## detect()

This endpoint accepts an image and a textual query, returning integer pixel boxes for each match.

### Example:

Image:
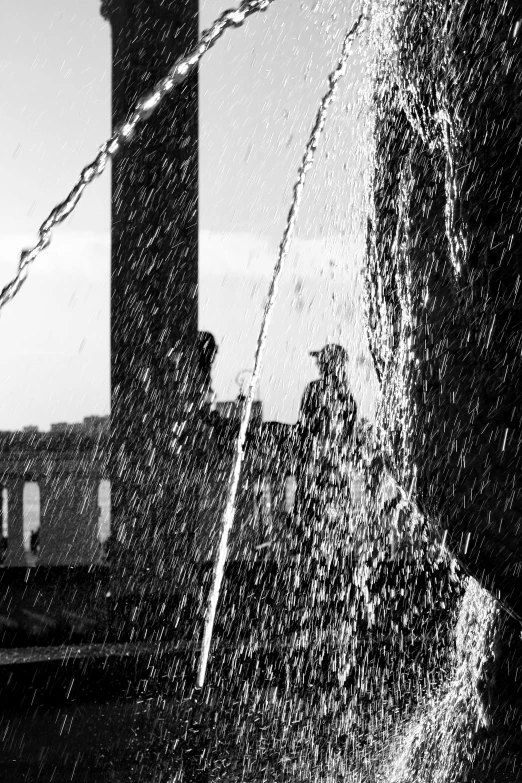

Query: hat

[198,331,218,359]
[310,343,349,365]
[196,331,218,373]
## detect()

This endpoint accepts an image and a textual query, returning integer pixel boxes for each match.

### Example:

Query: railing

[0,415,293,569]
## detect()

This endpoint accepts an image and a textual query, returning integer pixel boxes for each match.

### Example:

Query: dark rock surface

[366,0,522,618]
[366,1,522,777]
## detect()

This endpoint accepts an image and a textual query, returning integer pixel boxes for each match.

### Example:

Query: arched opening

[23,482,41,566]
[98,480,111,560]
[1,487,7,564]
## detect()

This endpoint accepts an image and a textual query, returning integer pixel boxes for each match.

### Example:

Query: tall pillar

[2,476,26,567]
[39,473,100,566]
[101,0,199,592]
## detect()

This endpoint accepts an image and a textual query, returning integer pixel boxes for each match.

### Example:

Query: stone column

[2,476,26,567]
[39,473,100,565]
[101,0,200,593]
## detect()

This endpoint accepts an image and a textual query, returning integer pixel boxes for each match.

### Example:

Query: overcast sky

[0,0,378,430]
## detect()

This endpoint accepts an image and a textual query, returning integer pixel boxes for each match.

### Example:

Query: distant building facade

[0,416,109,567]
[0,408,281,570]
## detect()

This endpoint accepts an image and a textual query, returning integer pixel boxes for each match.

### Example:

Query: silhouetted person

[295,343,357,544]
[167,331,225,577]
[280,344,358,711]
[195,331,218,413]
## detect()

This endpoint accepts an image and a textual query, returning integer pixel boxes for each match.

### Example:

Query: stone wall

[366,0,522,617]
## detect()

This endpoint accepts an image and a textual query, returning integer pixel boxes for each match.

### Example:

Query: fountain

[2,0,522,780]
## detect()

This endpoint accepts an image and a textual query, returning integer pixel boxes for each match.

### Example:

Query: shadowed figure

[294,343,358,560]
[167,331,221,571]
[277,345,359,703]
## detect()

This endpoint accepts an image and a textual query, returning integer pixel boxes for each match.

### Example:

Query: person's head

[197,331,218,375]
[165,333,217,384]
[310,343,349,382]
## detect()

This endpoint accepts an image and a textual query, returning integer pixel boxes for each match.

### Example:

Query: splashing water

[377,579,498,783]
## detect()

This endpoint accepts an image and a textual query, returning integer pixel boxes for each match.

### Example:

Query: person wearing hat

[282,343,358,715]
[292,343,358,554]
[297,344,358,498]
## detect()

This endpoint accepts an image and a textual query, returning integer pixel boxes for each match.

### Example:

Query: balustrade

[39,474,101,566]
[0,431,108,568]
